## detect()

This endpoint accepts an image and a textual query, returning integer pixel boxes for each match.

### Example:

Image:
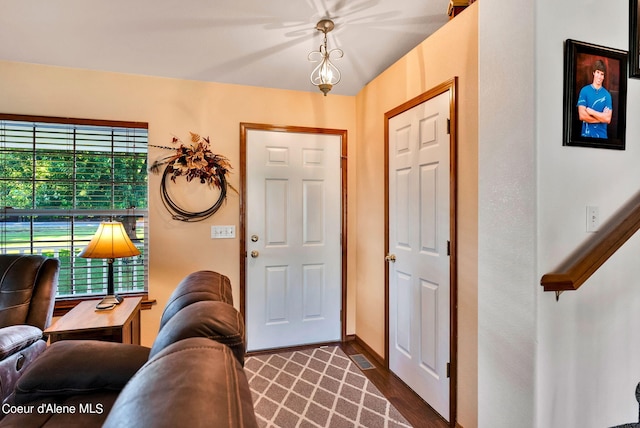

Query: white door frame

[384,78,458,427]
[239,122,348,350]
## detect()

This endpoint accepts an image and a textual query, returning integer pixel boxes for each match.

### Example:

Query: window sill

[53,293,157,317]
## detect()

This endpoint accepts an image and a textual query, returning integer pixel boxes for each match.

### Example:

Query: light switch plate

[586,206,599,233]
[211,225,236,239]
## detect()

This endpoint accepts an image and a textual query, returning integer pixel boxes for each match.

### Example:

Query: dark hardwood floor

[339,340,449,428]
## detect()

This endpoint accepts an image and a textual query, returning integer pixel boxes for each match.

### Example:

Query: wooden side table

[45,297,142,345]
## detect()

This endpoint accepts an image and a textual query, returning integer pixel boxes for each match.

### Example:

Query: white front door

[244,126,343,352]
[387,89,451,420]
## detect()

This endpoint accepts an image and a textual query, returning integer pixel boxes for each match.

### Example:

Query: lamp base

[95,294,124,310]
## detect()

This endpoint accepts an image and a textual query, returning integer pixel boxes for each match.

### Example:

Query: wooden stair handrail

[541,191,640,294]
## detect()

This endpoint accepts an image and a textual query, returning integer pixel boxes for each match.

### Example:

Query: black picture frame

[631,0,640,78]
[563,39,628,150]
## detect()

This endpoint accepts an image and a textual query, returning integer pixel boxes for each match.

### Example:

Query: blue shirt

[577,84,612,138]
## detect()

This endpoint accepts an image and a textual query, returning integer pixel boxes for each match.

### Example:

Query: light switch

[586,206,599,233]
[211,225,236,239]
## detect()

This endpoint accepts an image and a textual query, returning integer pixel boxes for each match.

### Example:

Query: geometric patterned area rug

[245,346,413,427]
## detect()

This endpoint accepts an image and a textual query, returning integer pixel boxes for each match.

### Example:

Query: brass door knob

[385,253,396,263]
[250,250,259,258]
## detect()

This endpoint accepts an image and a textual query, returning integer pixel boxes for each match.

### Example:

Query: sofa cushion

[103,337,257,428]
[14,340,150,404]
[0,255,58,330]
[151,300,245,365]
[0,325,42,359]
[158,270,233,330]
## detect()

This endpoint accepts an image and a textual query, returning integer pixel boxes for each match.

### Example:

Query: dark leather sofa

[0,255,59,404]
[0,270,258,427]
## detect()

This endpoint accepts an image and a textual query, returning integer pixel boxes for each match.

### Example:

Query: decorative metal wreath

[150,133,236,222]
[159,163,227,222]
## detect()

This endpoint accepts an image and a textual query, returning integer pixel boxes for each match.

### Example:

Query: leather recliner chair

[0,270,257,427]
[0,255,59,402]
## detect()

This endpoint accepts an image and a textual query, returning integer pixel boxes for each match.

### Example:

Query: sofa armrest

[14,340,149,404]
[0,325,42,359]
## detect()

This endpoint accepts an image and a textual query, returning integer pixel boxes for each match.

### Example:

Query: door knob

[385,253,396,263]
[251,235,259,242]
[250,250,259,258]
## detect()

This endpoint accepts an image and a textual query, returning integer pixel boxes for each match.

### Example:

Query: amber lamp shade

[79,221,140,309]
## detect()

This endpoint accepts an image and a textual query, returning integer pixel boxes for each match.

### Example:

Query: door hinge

[446,362,451,378]
[447,118,451,135]
[447,240,451,256]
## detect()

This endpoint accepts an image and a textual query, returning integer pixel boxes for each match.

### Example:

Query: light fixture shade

[79,221,140,259]
[309,51,342,93]
[308,19,343,96]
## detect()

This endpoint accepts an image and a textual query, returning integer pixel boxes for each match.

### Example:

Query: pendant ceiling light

[308,19,343,96]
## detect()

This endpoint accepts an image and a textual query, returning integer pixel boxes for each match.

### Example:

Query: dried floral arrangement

[150,132,235,190]
[150,132,236,222]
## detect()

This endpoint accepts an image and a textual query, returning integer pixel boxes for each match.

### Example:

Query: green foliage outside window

[1,116,149,298]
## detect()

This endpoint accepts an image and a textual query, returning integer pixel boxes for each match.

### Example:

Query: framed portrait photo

[563,39,628,150]
[631,0,640,78]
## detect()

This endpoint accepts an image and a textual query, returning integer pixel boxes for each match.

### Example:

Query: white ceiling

[0,0,451,96]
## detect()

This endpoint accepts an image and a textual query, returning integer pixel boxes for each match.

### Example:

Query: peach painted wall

[354,4,478,427]
[0,5,478,423]
[0,61,357,348]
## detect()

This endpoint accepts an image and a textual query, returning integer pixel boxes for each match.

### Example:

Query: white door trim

[384,78,458,426]
[240,123,348,351]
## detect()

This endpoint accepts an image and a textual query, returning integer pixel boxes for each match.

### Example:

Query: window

[0,114,148,299]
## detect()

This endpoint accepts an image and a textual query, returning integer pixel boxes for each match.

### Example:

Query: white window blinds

[0,114,148,298]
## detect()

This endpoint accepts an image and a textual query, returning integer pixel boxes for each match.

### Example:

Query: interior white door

[388,90,451,420]
[245,128,342,351]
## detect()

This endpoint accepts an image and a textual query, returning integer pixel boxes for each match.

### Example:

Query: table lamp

[79,221,140,310]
